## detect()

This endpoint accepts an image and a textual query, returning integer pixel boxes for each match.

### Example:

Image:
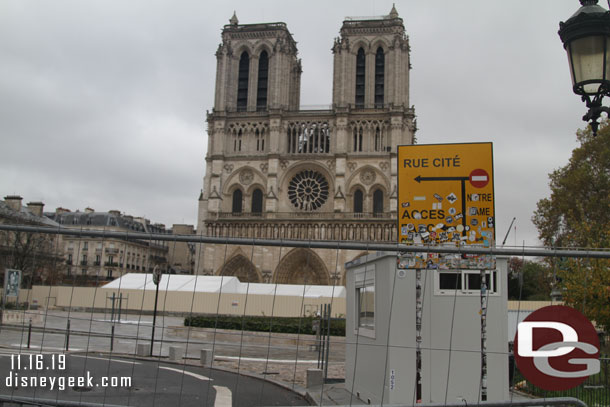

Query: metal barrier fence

[514,358,609,407]
[0,394,591,407]
[0,223,608,406]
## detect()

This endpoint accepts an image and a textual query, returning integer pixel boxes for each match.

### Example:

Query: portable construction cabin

[345,252,509,404]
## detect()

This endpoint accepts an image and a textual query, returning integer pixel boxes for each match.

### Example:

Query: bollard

[136,343,150,357]
[306,368,324,388]
[65,320,70,351]
[27,319,32,349]
[200,349,212,367]
[169,346,184,361]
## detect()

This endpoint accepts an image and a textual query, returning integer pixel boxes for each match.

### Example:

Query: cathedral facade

[196,6,416,285]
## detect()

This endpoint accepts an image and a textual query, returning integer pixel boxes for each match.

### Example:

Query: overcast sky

[0,0,590,248]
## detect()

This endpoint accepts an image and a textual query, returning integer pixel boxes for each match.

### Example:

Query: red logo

[514,305,600,391]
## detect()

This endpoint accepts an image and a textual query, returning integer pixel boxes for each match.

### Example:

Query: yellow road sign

[397,143,495,247]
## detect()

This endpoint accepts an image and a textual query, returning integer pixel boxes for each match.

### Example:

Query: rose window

[288,170,329,211]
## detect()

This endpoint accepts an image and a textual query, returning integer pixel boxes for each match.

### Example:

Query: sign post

[397,142,496,402]
[150,266,162,357]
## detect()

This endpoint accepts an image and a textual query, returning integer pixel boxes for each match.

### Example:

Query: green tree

[532,124,610,332]
[507,257,552,301]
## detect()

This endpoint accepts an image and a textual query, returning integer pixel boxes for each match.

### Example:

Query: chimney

[109,210,121,216]
[4,195,23,212]
[56,207,71,214]
[84,207,95,214]
[27,201,45,217]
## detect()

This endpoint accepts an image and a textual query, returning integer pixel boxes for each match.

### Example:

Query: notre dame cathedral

[196,6,416,285]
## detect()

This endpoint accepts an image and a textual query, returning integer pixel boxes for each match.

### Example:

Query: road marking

[213,385,233,406]
[94,319,152,325]
[215,355,338,364]
[159,366,211,381]
[159,366,233,406]
[71,355,141,365]
[11,344,83,351]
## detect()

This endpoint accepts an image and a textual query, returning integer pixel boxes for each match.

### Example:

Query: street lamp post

[559,0,610,136]
[150,266,162,357]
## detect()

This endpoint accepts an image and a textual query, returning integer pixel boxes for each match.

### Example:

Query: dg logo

[514,305,600,391]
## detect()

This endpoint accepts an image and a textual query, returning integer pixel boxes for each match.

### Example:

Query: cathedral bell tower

[332,5,411,110]
[212,12,302,113]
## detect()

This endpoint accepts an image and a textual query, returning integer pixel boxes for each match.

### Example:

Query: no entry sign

[470,169,489,188]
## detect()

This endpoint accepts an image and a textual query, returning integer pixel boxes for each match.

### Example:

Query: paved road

[0,310,344,363]
[0,351,308,406]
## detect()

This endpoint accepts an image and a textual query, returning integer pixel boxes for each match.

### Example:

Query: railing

[298,104,333,110]
[515,358,609,406]
[205,216,398,242]
[213,211,394,220]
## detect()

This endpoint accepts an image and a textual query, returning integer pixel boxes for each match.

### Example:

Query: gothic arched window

[237,52,249,111]
[353,126,363,152]
[373,189,384,216]
[234,128,243,152]
[232,189,243,214]
[257,51,268,111]
[354,189,363,214]
[251,188,263,214]
[375,47,385,108]
[355,48,365,108]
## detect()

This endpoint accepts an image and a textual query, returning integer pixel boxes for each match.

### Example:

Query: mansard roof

[44,211,168,234]
[0,201,59,227]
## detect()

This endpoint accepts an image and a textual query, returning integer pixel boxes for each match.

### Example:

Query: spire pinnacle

[230,11,238,26]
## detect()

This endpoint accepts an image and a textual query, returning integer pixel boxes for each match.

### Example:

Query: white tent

[103,273,345,298]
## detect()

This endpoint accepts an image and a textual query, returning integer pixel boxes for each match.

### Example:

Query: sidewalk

[304,383,535,406]
[306,381,365,406]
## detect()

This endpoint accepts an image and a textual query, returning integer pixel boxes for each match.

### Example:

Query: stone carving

[239,169,254,185]
[347,162,357,172]
[224,164,234,174]
[379,162,389,172]
[360,169,376,185]
[260,163,268,173]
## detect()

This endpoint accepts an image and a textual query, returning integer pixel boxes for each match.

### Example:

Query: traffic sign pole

[151,266,162,357]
